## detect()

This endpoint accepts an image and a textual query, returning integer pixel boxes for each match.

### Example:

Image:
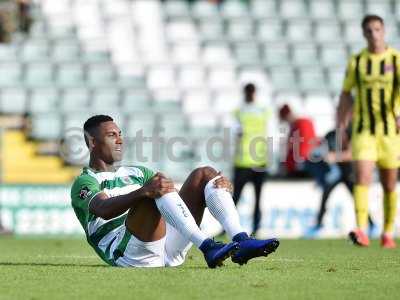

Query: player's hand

[396,116,400,130]
[142,172,175,199]
[213,172,233,194]
[324,152,336,164]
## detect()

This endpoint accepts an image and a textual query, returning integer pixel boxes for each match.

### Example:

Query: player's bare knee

[192,166,218,182]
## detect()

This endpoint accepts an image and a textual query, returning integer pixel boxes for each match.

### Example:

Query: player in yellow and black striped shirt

[337,15,399,248]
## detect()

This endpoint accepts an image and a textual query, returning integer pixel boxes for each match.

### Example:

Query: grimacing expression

[363,20,385,49]
[91,121,123,163]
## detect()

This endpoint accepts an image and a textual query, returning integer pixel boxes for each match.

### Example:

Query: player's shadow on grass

[0,262,107,268]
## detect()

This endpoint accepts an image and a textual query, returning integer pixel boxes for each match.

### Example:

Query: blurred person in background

[0,11,7,43]
[16,0,32,34]
[278,104,318,178]
[232,83,270,236]
[337,15,399,248]
[303,125,376,238]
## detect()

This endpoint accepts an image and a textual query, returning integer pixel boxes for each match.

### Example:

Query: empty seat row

[164,0,400,21]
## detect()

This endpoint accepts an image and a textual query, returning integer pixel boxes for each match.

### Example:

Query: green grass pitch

[0,237,399,300]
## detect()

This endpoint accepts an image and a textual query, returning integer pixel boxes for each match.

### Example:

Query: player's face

[94,121,123,163]
[363,20,385,49]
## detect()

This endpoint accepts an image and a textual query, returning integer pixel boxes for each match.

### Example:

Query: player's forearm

[337,92,353,128]
[90,188,148,220]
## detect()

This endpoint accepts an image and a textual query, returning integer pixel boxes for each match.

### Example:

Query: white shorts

[108,223,193,268]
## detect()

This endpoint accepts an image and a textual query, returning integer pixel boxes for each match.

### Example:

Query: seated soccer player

[71,115,280,268]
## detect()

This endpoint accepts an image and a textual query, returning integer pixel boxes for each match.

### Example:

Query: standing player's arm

[337,91,353,129]
[337,56,356,129]
[89,173,175,220]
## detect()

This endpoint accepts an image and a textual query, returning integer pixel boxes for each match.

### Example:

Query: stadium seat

[101,0,132,19]
[121,89,152,112]
[125,114,157,139]
[198,19,225,42]
[337,0,364,20]
[291,44,319,66]
[343,20,364,43]
[314,20,342,43]
[24,62,54,87]
[220,0,249,19]
[286,19,312,42]
[309,0,336,19]
[30,113,62,140]
[268,66,297,91]
[52,39,81,62]
[280,0,308,19]
[60,88,90,112]
[202,42,233,65]
[348,42,365,55]
[365,0,393,19]
[171,42,200,65]
[152,89,182,112]
[87,63,116,86]
[250,0,277,19]
[29,88,59,113]
[41,0,70,16]
[256,18,283,42]
[213,89,241,113]
[177,65,206,90]
[20,39,49,61]
[208,66,237,89]
[80,49,110,64]
[233,42,261,66]
[0,89,27,114]
[384,21,399,44]
[0,44,18,61]
[197,19,224,41]
[182,89,211,114]
[47,20,76,39]
[304,91,334,116]
[147,65,176,90]
[191,0,219,19]
[298,66,326,92]
[187,113,219,138]
[159,114,187,137]
[262,42,290,67]
[326,67,346,93]
[320,44,348,67]
[226,19,254,42]
[64,112,93,130]
[163,0,191,18]
[56,63,85,87]
[91,88,121,110]
[166,20,198,43]
[0,62,22,87]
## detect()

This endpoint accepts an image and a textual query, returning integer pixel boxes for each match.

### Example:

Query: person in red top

[279,104,318,176]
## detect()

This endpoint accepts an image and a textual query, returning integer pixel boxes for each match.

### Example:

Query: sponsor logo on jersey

[121,176,133,185]
[79,186,92,200]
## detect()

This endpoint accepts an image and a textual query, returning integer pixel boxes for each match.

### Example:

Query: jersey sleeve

[71,174,101,211]
[135,166,156,184]
[342,56,357,93]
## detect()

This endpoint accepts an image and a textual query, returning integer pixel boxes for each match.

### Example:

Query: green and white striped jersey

[70,166,155,265]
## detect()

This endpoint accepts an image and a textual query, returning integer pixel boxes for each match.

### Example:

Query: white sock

[156,192,207,248]
[204,176,245,238]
